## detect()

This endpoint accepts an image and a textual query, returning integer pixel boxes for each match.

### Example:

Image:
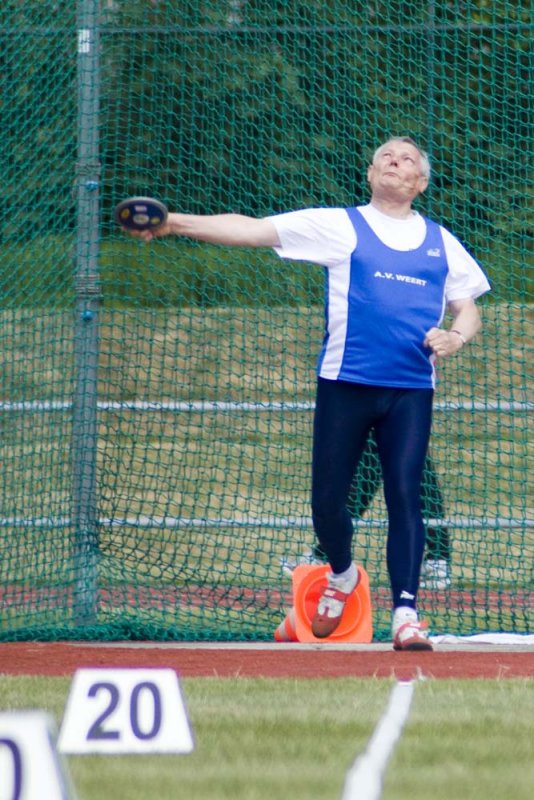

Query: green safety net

[0,1,531,642]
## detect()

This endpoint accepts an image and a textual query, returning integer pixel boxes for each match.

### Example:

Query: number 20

[86,681,162,741]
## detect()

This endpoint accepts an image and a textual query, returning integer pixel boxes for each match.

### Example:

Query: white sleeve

[442,228,491,301]
[269,208,357,267]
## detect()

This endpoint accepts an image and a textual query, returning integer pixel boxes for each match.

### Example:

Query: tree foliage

[0,0,531,300]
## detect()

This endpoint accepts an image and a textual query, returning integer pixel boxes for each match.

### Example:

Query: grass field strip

[0,398,530,533]
[341,680,416,800]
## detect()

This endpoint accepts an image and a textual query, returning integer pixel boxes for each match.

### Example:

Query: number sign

[57,668,194,754]
[0,711,73,800]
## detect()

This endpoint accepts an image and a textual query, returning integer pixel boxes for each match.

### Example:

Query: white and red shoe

[311,569,359,638]
[420,559,451,590]
[392,607,433,651]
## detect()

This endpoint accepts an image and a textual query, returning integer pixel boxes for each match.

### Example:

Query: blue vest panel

[318,208,449,388]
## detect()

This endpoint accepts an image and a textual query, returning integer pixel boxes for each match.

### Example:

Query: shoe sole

[311,606,347,638]
[312,624,339,638]
[393,641,433,651]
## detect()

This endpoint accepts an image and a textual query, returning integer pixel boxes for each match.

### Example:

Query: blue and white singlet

[270,203,491,389]
[318,208,448,388]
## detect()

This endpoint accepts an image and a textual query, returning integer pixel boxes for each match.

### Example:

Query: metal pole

[72,0,101,625]
[425,1,436,215]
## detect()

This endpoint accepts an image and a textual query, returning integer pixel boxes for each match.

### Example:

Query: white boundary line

[341,680,416,800]
[0,399,531,412]
[0,514,531,529]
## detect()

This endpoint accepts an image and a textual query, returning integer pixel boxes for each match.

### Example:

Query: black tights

[311,378,434,609]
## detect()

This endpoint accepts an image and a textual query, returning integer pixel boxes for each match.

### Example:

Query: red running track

[0,643,533,680]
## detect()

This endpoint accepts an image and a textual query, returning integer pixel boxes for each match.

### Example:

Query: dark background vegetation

[0,1,531,305]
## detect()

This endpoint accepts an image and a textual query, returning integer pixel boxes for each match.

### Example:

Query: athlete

[123,136,490,650]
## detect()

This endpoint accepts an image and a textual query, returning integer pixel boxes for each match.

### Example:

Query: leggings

[347,439,450,561]
[311,378,434,609]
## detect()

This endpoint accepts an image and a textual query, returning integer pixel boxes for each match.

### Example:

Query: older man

[125,136,490,650]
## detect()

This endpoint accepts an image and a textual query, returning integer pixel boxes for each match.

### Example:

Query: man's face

[367,141,429,201]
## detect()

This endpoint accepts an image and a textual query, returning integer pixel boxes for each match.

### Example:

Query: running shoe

[311,569,359,638]
[419,558,451,590]
[393,620,433,651]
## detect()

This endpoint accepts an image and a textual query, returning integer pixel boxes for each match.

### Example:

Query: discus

[114,196,168,231]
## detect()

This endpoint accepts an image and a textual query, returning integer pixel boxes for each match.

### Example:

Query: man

[124,136,490,650]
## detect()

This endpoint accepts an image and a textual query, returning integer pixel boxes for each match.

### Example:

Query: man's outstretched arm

[129,212,281,248]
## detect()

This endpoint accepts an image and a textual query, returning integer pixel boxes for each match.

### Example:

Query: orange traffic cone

[291,563,373,643]
[274,607,297,642]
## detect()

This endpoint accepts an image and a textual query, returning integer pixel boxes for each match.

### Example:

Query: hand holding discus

[114,196,169,240]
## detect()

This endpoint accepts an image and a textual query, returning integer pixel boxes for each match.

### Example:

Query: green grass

[0,237,324,309]
[0,675,533,799]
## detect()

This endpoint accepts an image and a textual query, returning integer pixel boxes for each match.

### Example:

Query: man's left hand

[424,327,464,357]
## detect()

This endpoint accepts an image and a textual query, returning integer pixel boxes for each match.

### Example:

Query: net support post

[72,0,101,626]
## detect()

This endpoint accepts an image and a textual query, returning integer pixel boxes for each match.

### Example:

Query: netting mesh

[0,1,531,641]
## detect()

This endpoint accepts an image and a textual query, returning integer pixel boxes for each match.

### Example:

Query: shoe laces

[317,572,358,618]
[395,619,429,640]
[316,587,347,619]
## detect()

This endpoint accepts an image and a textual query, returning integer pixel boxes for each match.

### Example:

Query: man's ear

[418,175,429,193]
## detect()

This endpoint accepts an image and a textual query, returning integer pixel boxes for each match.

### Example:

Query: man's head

[367,137,430,204]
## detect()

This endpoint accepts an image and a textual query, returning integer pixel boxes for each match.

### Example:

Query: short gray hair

[373,137,431,179]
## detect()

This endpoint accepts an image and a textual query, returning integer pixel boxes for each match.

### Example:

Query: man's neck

[369,197,415,219]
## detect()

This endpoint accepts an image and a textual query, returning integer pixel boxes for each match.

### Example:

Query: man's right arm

[132,213,280,248]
